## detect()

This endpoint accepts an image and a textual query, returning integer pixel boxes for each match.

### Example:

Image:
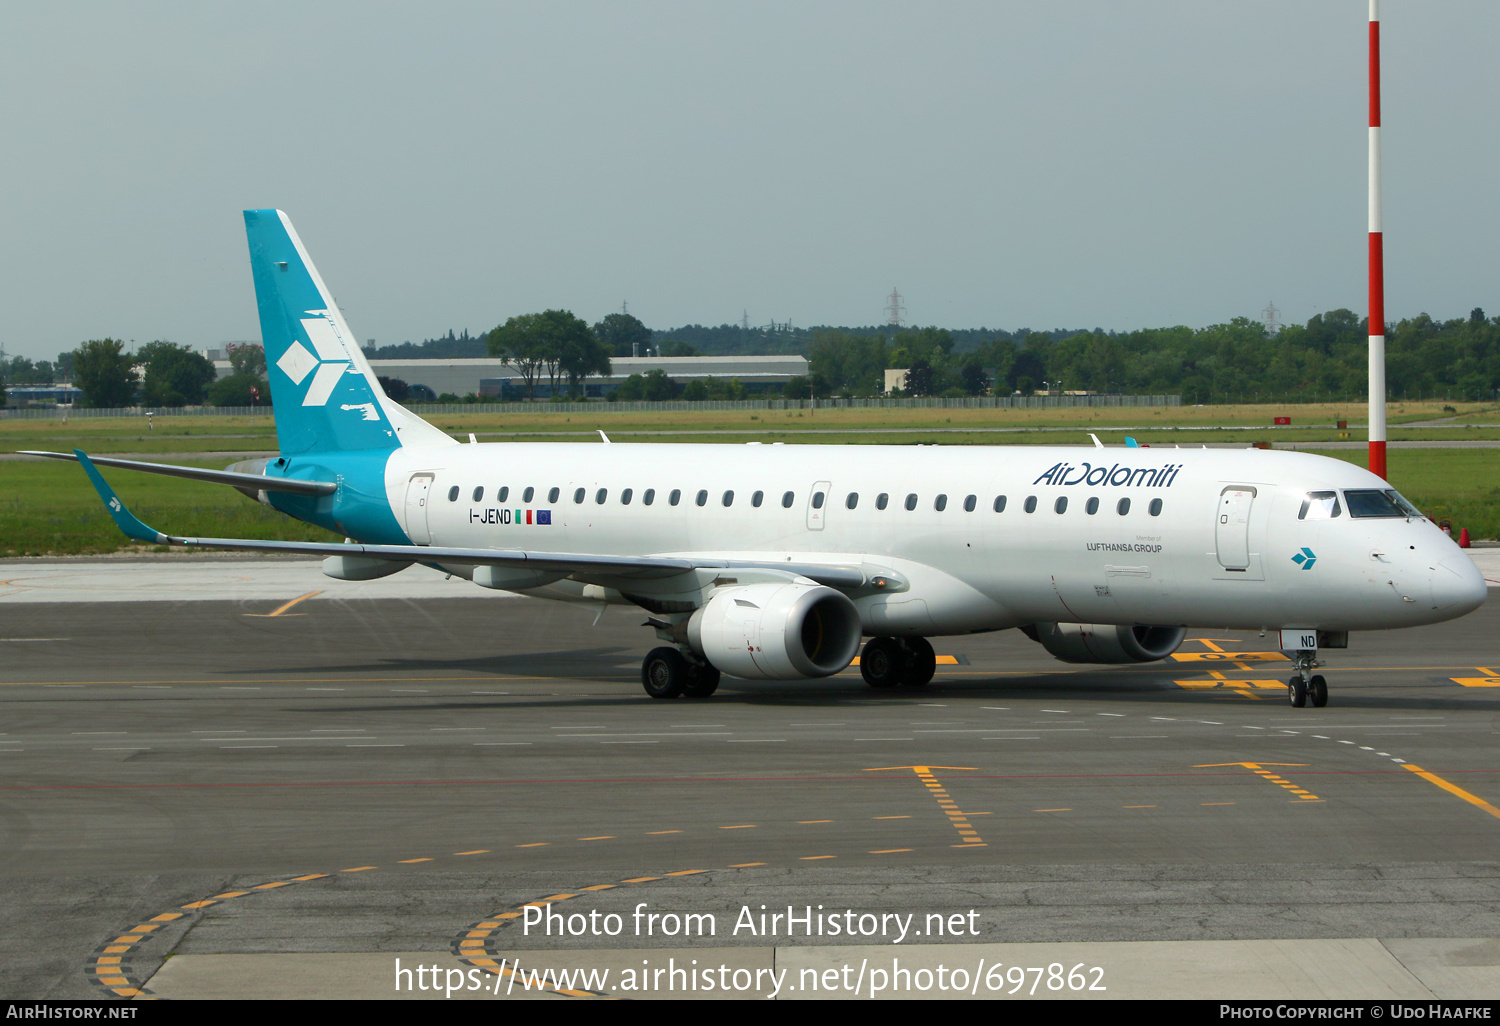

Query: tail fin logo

[341,403,379,421]
[274,309,360,408]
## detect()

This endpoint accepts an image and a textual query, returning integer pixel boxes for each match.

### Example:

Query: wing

[73,450,869,589]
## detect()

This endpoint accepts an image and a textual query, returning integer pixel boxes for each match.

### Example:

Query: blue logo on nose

[1291,547,1317,570]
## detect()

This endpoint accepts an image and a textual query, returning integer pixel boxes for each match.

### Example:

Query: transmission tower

[1261,300,1283,336]
[742,310,750,331]
[885,287,906,328]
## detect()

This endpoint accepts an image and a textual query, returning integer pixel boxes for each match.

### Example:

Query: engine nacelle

[1027,622,1187,664]
[687,582,862,680]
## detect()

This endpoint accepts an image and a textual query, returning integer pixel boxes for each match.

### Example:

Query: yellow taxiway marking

[244,591,323,618]
[1190,638,1258,671]
[1172,651,1288,663]
[1176,668,1282,697]
[851,655,960,666]
[1446,669,1500,684]
[866,765,986,846]
[729,863,766,867]
[1403,765,1500,821]
[1196,762,1320,801]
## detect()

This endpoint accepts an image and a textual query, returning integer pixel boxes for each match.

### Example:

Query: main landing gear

[641,647,721,699]
[860,636,937,690]
[1286,649,1328,708]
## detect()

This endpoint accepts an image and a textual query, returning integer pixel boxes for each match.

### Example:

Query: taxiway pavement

[1,559,1497,999]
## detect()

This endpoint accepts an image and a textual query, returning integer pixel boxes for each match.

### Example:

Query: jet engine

[1025,622,1187,664]
[687,582,862,680]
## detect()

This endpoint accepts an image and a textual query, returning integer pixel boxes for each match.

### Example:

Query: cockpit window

[1345,488,1420,519]
[1298,491,1341,520]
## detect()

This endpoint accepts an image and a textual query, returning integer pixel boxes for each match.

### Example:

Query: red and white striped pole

[1368,0,1387,479]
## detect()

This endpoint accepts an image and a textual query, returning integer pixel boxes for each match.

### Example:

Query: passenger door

[1215,486,1256,571]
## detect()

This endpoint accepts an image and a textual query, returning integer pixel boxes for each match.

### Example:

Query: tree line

[2,340,269,409]
[12,306,1500,408]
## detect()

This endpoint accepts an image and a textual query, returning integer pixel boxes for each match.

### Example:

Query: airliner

[31,211,1486,707]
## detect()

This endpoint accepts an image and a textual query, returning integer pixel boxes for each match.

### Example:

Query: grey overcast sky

[1,2,1496,361]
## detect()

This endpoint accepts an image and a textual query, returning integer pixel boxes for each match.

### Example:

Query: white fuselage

[378,442,1485,636]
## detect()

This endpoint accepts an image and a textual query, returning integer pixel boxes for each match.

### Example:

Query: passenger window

[573,487,585,503]
[1023,495,1037,513]
[722,490,734,507]
[1298,491,1342,520]
[876,493,889,510]
[1116,497,1131,515]
[812,491,825,509]
[595,488,608,504]
[522,486,534,503]
[1085,496,1099,515]
[548,487,560,503]
[448,486,460,501]
[670,489,682,506]
[695,490,708,507]
[621,488,633,505]
[993,495,1007,513]
[1149,498,1163,516]
[963,494,976,512]
[904,493,918,511]
[643,488,655,506]
[1054,496,1067,514]
[781,491,795,508]
[472,486,484,502]
[934,494,948,512]
[752,490,763,507]
[498,486,509,502]
[846,492,858,509]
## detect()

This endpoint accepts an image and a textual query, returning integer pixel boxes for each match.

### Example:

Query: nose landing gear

[1286,649,1328,708]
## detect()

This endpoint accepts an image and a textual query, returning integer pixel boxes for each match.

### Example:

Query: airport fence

[0,394,1181,419]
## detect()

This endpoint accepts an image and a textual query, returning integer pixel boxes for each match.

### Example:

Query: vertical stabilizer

[244,209,455,454]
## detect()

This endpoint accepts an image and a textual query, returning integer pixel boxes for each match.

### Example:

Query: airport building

[205,350,809,400]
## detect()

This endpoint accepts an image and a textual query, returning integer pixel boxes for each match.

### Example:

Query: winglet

[1125,436,1140,448]
[74,450,167,544]
[1089,433,1103,449]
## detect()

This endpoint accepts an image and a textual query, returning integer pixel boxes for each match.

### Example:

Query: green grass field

[1,402,1496,554]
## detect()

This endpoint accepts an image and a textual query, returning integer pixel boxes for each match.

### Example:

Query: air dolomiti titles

[1033,462,1184,488]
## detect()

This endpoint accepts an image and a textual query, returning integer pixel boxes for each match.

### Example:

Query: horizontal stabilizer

[22,450,335,496]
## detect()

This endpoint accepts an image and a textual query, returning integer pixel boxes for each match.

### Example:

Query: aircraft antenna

[1367,0,1387,479]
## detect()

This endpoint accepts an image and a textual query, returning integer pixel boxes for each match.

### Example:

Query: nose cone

[1432,555,1488,617]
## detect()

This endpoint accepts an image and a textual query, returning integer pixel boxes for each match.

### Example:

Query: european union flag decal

[537,510,551,525]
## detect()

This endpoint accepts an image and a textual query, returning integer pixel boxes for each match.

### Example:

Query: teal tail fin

[243,210,453,455]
